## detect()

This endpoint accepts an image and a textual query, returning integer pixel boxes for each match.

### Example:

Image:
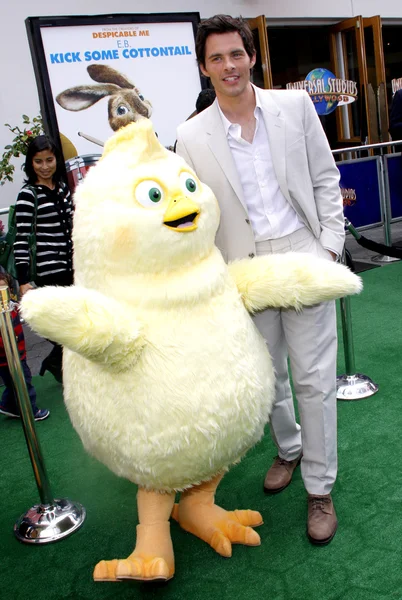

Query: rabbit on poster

[56,64,152,132]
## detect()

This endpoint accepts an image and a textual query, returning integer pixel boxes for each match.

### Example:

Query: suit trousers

[253,227,338,495]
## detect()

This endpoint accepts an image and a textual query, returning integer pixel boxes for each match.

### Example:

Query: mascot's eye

[149,188,162,202]
[135,180,165,208]
[179,172,198,195]
[139,94,145,101]
[186,179,197,192]
[117,105,129,116]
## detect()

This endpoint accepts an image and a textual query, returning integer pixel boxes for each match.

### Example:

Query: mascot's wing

[20,286,145,370]
[228,253,362,313]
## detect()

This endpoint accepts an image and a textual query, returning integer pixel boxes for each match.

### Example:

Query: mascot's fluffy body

[22,120,362,583]
[65,252,274,491]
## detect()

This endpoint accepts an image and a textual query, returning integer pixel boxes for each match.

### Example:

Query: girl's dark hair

[0,268,16,297]
[24,135,65,185]
[196,14,256,67]
[0,269,13,289]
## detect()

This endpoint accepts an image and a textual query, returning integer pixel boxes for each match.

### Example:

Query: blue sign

[337,158,382,228]
[306,68,339,115]
[386,154,402,219]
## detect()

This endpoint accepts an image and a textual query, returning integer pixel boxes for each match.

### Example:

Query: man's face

[200,32,256,100]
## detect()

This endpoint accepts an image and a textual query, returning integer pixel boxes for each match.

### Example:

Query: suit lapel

[205,91,304,221]
[205,102,248,213]
[258,88,311,225]
[258,90,292,204]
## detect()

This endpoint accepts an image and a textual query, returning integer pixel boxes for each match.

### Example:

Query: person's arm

[19,283,34,297]
[389,90,402,141]
[14,186,36,287]
[302,92,345,258]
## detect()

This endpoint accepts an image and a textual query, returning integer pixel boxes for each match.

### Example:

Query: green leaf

[1,114,45,184]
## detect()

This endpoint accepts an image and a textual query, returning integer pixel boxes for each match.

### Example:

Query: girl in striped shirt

[14,135,73,382]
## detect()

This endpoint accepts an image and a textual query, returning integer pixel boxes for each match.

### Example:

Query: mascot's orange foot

[115,555,173,582]
[93,555,174,583]
[93,559,120,582]
[93,522,175,583]
[171,502,263,558]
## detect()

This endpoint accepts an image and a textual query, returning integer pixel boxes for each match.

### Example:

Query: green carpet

[1,262,402,600]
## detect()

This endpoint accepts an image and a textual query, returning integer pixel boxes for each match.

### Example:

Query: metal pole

[339,294,356,376]
[331,139,402,155]
[0,285,86,543]
[336,250,379,401]
[0,286,54,504]
[371,156,399,263]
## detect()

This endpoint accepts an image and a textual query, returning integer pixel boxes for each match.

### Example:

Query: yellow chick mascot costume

[21,120,361,583]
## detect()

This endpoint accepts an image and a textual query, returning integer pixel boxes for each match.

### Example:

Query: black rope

[345,218,402,259]
[354,235,402,258]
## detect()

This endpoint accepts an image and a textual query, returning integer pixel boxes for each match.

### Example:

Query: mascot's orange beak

[163,197,200,232]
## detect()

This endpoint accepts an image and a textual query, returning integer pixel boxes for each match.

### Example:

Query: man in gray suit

[176,14,344,545]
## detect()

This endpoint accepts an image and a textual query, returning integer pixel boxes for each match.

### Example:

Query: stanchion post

[339,294,356,376]
[371,155,399,263]
[0,286,54,504]
[380,156,393,247]
[0,284,86,543]
[336,250,379,400]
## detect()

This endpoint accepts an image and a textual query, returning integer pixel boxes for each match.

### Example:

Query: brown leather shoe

[307,494,338,545]
[263,455,302,494]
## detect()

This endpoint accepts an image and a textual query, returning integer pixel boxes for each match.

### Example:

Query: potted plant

[0,115,44,185]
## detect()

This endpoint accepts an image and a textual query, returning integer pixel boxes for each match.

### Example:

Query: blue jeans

[0,359,37,414]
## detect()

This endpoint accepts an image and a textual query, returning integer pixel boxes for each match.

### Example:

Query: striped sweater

[14,182,73,285]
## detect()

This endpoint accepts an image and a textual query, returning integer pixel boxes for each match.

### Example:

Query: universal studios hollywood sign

[286,68,358,116]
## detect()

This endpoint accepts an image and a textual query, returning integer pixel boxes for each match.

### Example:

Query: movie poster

[27,15,202,160]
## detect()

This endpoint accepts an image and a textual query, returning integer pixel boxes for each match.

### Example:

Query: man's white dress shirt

[217,91,304,242]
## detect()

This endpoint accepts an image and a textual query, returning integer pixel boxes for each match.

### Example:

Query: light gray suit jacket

[176,87,345,262]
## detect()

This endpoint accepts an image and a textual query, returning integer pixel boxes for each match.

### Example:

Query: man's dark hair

[24,135,65,186]
[195,14,256,67]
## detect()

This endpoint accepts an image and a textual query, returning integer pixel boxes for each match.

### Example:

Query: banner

[26,15,202,159]
[337,158,383,228]
[385,154,402,219]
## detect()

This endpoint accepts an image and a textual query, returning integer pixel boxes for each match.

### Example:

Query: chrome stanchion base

[14,498,86,544]
[371,254,399,263]
[336,373,379,401]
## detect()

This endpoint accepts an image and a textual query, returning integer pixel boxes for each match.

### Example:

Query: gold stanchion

[336,247,379,401]
[0,285,86,543]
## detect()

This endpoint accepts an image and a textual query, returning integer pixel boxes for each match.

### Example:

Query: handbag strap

[44,183,70,235]
[25,185,38,236]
